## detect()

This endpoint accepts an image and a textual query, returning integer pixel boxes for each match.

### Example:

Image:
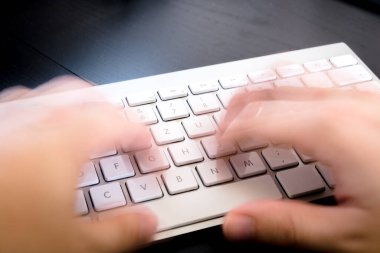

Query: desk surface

[1,0,380,89]
[0,1,379,252]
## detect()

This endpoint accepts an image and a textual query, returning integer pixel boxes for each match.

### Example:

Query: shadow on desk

[134,197,336,253]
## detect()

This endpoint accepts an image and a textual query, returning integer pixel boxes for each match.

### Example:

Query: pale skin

[221,87,380,253]
[1,77,380,253]
[0,76,157,253]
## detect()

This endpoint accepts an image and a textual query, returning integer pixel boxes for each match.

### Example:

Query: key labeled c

[104,191,111,198]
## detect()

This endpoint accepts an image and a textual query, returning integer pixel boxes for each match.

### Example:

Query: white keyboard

[74,43,379,240]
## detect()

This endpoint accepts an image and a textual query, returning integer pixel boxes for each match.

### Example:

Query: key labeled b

[162,167,198,194]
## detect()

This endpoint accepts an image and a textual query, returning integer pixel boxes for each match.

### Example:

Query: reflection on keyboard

[74,43,379,239]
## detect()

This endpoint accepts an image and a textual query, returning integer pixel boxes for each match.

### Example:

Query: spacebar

[99,175,282,232]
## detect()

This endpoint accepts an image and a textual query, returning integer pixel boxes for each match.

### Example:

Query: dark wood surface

[1,0,380,90]
[0,1,378,252]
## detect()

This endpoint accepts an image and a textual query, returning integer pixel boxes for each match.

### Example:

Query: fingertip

[134,209,158,241]
[223,213,255,241]
[122,206,158,241]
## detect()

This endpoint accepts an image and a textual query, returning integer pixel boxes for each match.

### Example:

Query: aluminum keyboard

[74,43,380,240]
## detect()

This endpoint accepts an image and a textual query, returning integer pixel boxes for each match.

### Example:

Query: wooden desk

[1,0,379,89]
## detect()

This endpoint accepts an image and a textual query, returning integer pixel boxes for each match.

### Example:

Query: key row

[75,161,334,215]
[129,73,375,126]
[124,55,370,106]
[78,143,319,189]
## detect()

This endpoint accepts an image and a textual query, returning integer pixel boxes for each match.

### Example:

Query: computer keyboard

[74,43,379,240]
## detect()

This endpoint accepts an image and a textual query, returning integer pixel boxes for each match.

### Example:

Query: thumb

[223,200,366,252]
[80,208,157,253]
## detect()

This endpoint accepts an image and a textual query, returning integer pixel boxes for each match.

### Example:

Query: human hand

[0,76,157,253]
[220,87,380,253]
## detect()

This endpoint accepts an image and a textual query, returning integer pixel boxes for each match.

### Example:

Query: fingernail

[225,215,255,240]
[130,207,158,240]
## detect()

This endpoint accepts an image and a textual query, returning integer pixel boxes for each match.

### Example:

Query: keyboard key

[316,163,335,188]
[339,85,356,91]
[150,122,184,145]
[187,94,220,115]
[108,97,125,109]
[162,167,198,194]
[262,147,299,171]
[248,69,277,83]
[128,105,158,125]
[304,59,332,72]
[355,81,380,93]
[77,162,99,188]
[330,54,357,68]
[301,72,334,88]
[158,87,188,101]
[201,136,237,159]
[230,152,267,178]
[328,65,372,86]
[196,160,233,186]
[121,140,152,153]
[217,89,239,108]
[189,80,219,94]
[74,190,88,215]
[126,175,163,203]
[100,155,135,181]
[90,149,117,159]
[246,82,274,91]
[276,165,325,198]
[276,64,305,78]
[219,74,249,89]
[237,137,268,151]
[212,111,224,126]
[98,175,282,232]
[168,141,204,166]
[295,149,315,163]
[135,148,170,173]
[182,115,216,138]
[126,91,156,106]
[274,77,304,88]
[157,100,190,121]
[90,182,126,211]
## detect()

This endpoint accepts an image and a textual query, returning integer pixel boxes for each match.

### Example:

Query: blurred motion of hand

[0,76,157,253]
[220,87,380,253]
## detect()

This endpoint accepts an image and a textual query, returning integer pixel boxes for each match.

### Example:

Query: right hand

[220,87,380,253]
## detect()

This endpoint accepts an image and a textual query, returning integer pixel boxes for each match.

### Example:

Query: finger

[220,87,359,134]
[79,208,157,253]
[219,89,380,174]
[0,76,91,103]
[217,97,380,204]
[32,75,93,95]
[6,100,151,190]
[220,99,328,157]
[45,103,150,163]
[0,85,31,102]
[1,79,151,178]
[223,200,368,252]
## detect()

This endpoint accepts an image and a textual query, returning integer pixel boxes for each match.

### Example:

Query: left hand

[0,76,157,253]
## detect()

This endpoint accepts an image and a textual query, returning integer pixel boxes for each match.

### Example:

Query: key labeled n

[244,160,254,167]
